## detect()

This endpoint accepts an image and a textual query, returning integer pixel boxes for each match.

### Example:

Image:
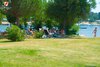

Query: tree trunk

[62,19,67,35]
[15,17,20,26]
[63,19,66,30]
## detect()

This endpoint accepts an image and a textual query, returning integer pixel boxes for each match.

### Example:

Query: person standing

[93,27,97,37]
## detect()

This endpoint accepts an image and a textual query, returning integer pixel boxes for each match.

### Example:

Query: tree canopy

[46,0,96,30]
[0,0,41,25]
[7,0,40,17]
[0,0,96,34]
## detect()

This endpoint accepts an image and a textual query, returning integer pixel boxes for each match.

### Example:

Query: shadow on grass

[18,49,40,56]
[0,40,18,43]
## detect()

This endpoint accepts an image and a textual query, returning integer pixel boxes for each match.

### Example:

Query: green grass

[0,38,100,67]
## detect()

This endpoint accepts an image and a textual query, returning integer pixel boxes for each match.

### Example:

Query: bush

[69,24,79,35]
[34,30,44,38]
[6,25,25,41]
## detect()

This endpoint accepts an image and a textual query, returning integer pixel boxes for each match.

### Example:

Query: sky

[92,0,100,13]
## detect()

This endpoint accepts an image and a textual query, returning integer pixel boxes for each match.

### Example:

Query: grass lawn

[0,38,100,67]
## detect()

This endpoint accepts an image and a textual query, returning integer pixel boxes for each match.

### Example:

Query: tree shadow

[0,40,15,43]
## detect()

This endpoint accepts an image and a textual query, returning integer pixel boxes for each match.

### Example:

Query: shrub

[69,24,79,35]
[34,30,44,38]
[6,25,25,41]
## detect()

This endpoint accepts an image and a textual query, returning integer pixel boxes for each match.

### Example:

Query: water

[0,24,100,38]
[0,24,10,32]
[78,24,100,38]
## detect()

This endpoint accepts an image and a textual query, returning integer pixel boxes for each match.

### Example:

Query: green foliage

[46,0,96,31]
[6,14,16,24]
[6,0,41,17]
[69,24,79,35]
[44,19,58,29]
[98,12,100,20]
[34,30,44,38]
[34,0,47,21]
[0,0,42,25]
[45,19,53,29]
[32,20,42,30]
[6,25,25,41]
[0,13,5,24]
[88,12,99,22]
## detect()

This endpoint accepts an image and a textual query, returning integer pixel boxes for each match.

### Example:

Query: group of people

[42,27,65,38]
[25,26,98,38]
[25,26,65,38]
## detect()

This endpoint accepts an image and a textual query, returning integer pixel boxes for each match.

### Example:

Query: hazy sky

[92,0,100,13]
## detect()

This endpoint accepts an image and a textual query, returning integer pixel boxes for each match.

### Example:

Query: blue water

[78,24,100,38]
[0,24,10,32]
[0,24,100,38]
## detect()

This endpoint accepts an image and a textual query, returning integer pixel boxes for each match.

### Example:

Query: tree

[0,0,41,25]
[46,0,96,35]
[0,12,3,24]
[88,12,99,22]
[31,0,56,30]
[0,12,6,24]
[98,12,100,20]
[34,0,48,22]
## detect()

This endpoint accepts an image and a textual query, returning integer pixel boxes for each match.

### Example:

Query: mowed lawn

[0,38,100,67]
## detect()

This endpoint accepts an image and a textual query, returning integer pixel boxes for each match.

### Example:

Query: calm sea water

[0,25,10,32]
[0,24,100,38]
[78,24,100,38]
